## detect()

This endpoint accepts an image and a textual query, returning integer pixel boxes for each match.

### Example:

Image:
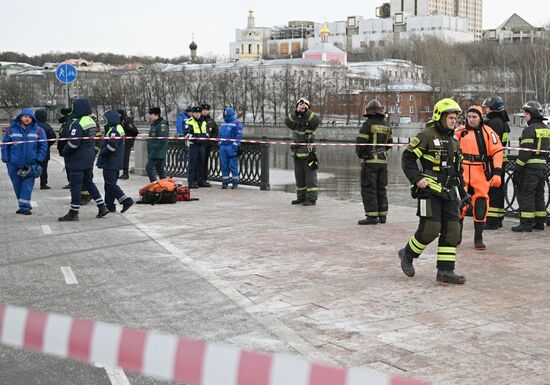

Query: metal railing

[504,155,550,215]
[164,140,270,190]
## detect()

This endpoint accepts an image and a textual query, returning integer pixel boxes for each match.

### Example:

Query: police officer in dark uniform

[57,108,73,189]
[285,98,321,206]
[512,101,550,232]
[356,99,393,225]
[482,96,510,229]
[200,103,218,181]
[58,99,109,221]
[185,106,210,188]
[398,98,469,284]
[117,109,139,180]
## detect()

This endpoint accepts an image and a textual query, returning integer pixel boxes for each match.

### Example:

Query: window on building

[248,44,252,54]
[291,42,301,54]
[409,95,414,101]
[378,40,385,46]
[410,106,414,114]
[236,48,240,54]
[280,43,289,55]
[257,44,260,54]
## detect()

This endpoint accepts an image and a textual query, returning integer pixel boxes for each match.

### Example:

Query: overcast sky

[2,0,549,58]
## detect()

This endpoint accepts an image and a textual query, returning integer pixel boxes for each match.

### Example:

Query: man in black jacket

[117,109,138,179]
[356,100,393,225]
[512,101,550,232]
[482,96,510,230]
[34,109,57,189]
[200,103,218,181]
[57,108,72,189]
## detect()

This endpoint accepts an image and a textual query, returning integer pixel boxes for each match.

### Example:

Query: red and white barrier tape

[1,136,549,153]
[0,304,429,385]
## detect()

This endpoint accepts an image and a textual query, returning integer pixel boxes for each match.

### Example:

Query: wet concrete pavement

[0,154,549,385]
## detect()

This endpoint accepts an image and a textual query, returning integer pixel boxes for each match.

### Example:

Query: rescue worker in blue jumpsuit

[58,99,109,221]
[219,107,243,189]
[176,106,192,137]
[184,106,210,188]
[1,108,47,215]
[97,110,134,214]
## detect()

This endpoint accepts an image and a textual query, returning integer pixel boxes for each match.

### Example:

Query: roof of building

[362,83,433,92]
[303,42,346,56]
[497,13,538,31]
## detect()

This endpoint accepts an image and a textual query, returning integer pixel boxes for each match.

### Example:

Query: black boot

[378,216,387,224]
[512,220,533,232]
[58,210,79,222]
[121,198,134,214]
[474,222,486,250]
[358,216,379,225]
[533,222,545,230]
[436,269,466,284]
[398,248,415,277]
[302,200,316,206]
[119,173,129,180]
[484,218,500,230]
[97,204,109,218]
[291,199,305,205]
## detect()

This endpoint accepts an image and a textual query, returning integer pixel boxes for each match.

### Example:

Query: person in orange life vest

[455,105,503,249]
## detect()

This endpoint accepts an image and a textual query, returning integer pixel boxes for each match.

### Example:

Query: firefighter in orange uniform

[456,106,503,249]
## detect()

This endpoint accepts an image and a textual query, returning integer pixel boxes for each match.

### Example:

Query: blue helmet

[482,96,505,112]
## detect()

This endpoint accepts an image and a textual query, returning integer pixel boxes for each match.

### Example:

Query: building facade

[483,13,547,45]
[390,0,482,40]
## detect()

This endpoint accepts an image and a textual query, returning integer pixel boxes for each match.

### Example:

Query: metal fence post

[260,138,270,191]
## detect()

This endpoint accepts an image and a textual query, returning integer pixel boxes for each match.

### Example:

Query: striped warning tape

[1,135,549,153]
[0,304,429,385]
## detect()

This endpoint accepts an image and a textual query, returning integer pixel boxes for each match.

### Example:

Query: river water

[269,144,415,208]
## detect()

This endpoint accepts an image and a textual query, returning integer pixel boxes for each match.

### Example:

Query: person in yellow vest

[96,110,134,214]
[58,99,108,221]
[184,106,211,188]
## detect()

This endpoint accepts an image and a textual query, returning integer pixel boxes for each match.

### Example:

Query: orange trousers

[461,163,490,222]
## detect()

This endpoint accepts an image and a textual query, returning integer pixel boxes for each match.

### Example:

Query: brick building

[329,84,434,124]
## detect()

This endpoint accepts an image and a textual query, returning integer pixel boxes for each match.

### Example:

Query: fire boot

[291,199,305,205]
[436,269,466,284]
[58,210,79,222]
[474,222,486,250]
[484,218,501,230]
[378,216,387,224]
[358,216,378,225]
[398,248,415,277]
[511,219,533,233]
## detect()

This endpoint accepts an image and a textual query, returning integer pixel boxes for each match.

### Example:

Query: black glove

[460,193,472,210]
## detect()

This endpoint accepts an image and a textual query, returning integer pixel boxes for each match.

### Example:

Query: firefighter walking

[356,100,393,225]
[398,98,468,284]
[482,96,511,229]
[456,106,503,249]
[512,101,550,232]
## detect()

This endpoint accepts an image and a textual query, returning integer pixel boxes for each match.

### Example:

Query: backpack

[138,178,178,205]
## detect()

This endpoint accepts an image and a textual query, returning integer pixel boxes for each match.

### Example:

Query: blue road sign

[55,64,78,84]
